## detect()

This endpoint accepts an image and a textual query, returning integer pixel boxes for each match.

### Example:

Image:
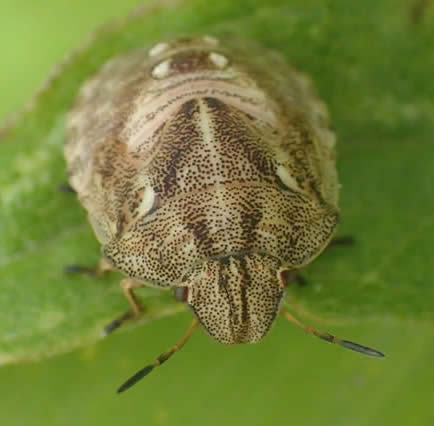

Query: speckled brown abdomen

[65,36,382,393]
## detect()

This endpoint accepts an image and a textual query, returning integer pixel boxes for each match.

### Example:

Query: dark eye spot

[174,286,189,302]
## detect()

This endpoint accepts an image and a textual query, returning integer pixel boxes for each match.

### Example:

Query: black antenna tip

[340,340,385,358]
[104,312,133,335]
[117,365,155,394]
[104,320,122,335]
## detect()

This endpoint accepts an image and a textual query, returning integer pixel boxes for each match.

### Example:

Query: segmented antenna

[280,309,384,358]
[117,320,199,393]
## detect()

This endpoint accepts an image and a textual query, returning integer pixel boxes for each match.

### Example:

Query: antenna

[280,308,384,358]
[117,320,199,393]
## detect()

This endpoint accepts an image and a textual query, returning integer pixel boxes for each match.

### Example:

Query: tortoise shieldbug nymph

[65,36,384,392]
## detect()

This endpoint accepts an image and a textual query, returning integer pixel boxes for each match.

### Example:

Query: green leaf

[1,0,433,366]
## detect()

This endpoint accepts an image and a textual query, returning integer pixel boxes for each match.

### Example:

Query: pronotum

[65,36,384,393]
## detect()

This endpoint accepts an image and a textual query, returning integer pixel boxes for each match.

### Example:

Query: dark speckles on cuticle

[65,36,339,346]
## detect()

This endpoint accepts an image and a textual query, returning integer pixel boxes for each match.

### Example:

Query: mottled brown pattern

[188,254,283,343]
[65,36,339,344]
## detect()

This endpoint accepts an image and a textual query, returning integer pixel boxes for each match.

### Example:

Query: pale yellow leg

[94,257,116,277]
[120,278,145,317]
[104,278,145,335]
[92,258,146,316]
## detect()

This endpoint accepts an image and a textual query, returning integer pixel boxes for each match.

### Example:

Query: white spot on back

[138,186,156,216]
[276,165,301,192]
[149,42,170,57]
[152,59,171,79]
[209,52,228,69]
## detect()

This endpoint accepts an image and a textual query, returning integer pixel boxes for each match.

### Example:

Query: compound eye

[174,286,189,302]
[279,269,298,287]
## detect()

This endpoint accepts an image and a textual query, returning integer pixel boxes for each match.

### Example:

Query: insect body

[65,36,383,392]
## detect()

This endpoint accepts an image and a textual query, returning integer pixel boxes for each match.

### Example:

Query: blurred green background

[1,1,434,426]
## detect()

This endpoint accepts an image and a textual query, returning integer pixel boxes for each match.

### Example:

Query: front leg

[104,278,145,335]
[64,257,114,277]
[120,278,145,317]
[65,257,145,334]
[328,235,355,248]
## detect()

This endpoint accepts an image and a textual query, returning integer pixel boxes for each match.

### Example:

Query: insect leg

[120,278,145,316]
[57,183,76,194]
[64,257,115,277]
[328,235,355,248]
[104,279,145,335]
[65,257,141,334]
[294,274,307,287]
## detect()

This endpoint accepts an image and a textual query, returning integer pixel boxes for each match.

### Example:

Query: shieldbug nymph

[65,36,384,393]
